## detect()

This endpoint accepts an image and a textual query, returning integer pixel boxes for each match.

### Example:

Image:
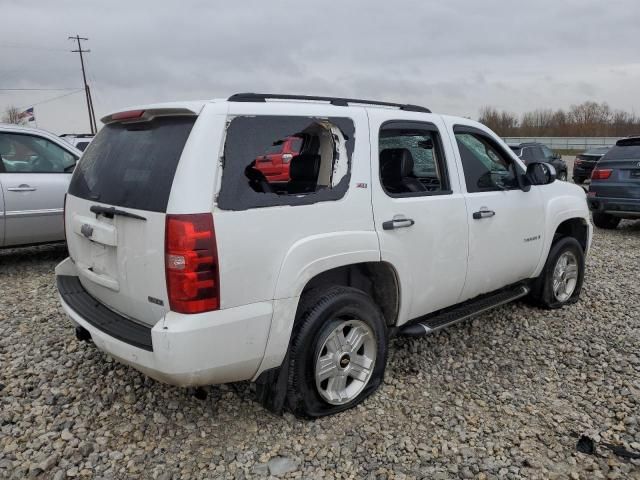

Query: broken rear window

[217,115,355,211]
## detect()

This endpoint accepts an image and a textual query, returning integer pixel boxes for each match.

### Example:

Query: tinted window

[585,147,609,155]
[290,137,303,152]
[68,116,195,212]
[379,123,449,196]
[455,131,519,192]
[602,145,640,161]
[218,115,354,211]
[0,133,77,173]
[540,145,554,159]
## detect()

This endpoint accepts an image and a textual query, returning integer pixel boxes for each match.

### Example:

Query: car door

[370,113,468,324]
[448,124,545,301]
[0,132,77,246]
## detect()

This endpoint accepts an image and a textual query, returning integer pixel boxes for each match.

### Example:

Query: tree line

[478,101,640,137]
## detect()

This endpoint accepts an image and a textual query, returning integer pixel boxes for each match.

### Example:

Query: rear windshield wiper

[90,205,147,221]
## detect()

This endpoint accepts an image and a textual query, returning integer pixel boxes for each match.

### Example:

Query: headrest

[380,148,414,180]
[289,154,320,181]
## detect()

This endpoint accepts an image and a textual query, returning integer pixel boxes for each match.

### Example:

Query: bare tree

[478,106,519,136]
[478,101,640,138]
[2,106,27,125]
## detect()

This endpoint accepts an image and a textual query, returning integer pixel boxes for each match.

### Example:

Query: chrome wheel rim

[552,251,579,302]
[314,319,376,405]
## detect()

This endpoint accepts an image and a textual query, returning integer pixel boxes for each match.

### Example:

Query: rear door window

[68,116,195,212]
[218,115,355,211]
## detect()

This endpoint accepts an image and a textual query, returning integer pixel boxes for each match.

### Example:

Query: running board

[400,285,530,337]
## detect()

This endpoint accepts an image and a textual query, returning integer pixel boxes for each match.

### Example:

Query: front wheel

[592,211,620,229]
[530,236,585,309]
[285,286,388,417]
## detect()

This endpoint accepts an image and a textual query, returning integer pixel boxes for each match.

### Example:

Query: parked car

[60,133,94,152]
[587,136,640,229]
[0,124,81,248]
[56,93,591,417]
[509,142,568,181]
[254,135,303,182]
[572,147,610,184]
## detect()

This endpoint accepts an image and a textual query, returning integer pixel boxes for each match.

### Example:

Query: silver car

[0,124,81,247]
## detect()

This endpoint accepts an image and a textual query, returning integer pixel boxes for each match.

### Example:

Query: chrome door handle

[382,218,415,230]
[7,184,36,192]
[473,209,495,220]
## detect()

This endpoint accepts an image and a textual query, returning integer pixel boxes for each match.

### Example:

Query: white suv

[56,93,591,417]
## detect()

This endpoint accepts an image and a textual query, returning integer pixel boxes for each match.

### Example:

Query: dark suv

[509,142,568,181]
[572,146,610,184]
[588,136,640,229]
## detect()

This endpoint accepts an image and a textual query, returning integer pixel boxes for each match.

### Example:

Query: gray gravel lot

[1,222,639,480]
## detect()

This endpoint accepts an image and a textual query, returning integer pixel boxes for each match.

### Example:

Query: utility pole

[69,35,97,134]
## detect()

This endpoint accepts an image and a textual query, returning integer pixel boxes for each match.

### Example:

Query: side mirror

[526,162,556,186]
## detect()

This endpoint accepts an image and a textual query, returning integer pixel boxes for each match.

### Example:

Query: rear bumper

[55,257,273,386]
[588,196,640,218]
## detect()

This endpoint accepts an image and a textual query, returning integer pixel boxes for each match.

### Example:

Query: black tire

[572,176,585,184]
[592,212,620,230]
[285,286,388,418]
[530,236,585,309]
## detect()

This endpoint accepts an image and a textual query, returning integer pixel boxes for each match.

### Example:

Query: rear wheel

[530,236,585,309]
[592,212,620,229]
[285,286,388,417]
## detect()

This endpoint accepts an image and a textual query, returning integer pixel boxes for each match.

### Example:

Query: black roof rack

[227,93,431,113]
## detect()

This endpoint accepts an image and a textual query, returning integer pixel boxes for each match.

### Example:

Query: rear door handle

[473,209,495,220]
[7,184,36,192]
[382,218,415,230]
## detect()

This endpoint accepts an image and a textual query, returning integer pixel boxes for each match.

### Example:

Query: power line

[17,89,84,109]
[0,88,81,91]
[0,43,68,52]
[69,35,97,134]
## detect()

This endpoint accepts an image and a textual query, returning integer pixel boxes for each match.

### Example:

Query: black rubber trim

[57,275,153,351]
[228,92,431,113]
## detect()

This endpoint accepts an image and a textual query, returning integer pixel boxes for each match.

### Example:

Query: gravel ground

[1,222,639,480]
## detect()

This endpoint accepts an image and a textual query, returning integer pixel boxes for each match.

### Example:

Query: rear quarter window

[602,144,640,161]
[217,115,355,211]
[68,116,195,212]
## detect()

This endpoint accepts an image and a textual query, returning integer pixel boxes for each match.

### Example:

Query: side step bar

[400,284,530,337]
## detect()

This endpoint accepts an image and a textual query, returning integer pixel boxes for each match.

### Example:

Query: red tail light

[165,213,220,314]
[591,168,612,180]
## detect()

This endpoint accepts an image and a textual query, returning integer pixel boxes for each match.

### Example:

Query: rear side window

[603,144,640,161]
[68,116,195,212]
[378,121,450,196]
[218,115,354,211]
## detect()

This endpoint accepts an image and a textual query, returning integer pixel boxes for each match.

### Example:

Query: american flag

[20,107,35,122]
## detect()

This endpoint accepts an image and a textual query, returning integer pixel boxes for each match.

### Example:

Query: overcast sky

[1,0,639,134]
